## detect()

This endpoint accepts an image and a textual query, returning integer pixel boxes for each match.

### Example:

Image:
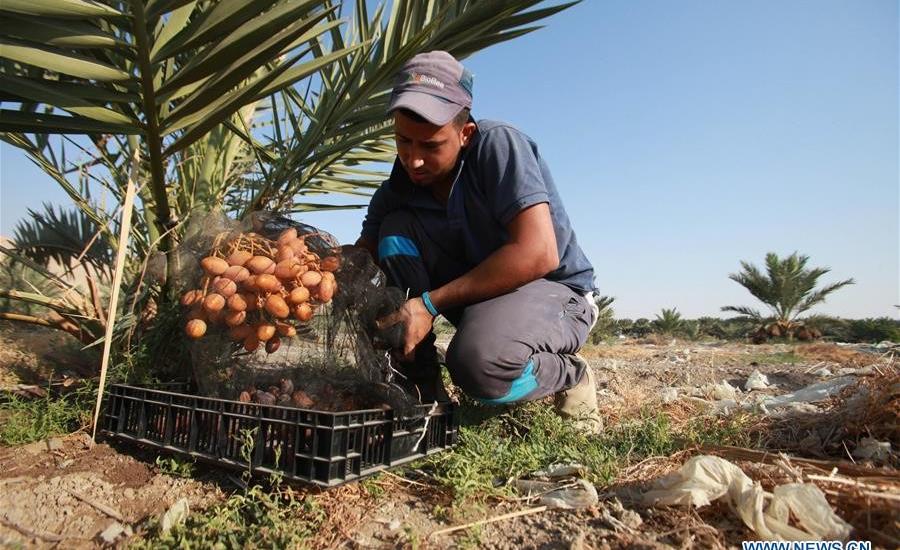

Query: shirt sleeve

[476,125,550,226]
[360,181,391,240]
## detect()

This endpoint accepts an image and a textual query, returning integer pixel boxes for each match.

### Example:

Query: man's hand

[352,235,378,262]
[376,296,435,361]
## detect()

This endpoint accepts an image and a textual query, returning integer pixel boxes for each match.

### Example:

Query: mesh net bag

[175,211,417,414]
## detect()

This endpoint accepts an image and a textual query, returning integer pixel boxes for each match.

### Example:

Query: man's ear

[460,121,476,146]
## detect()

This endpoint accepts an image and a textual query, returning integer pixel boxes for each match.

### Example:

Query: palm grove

[589,252,897,344]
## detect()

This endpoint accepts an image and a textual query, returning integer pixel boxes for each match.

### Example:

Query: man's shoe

[554,355,603,434]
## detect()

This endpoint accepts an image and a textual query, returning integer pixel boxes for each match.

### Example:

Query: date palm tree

[653,307,683,335]
[1,0,578,340]
[722,252,854,334]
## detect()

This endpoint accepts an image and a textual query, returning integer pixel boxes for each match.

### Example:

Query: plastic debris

[515,478,598,509]
[533,463,588,478]
[643,455,851,541]
[852,438,891,461]
[713,399,739,415]
[744,370,771,391]
[596,498,643,532]
[515,463,598,509]
[812,367,832,377]
[160,498,190,534]
[836,366,876,376]
[756,377,855,413]
[99,522,131,544]
[700,380,740,401]
[660,387,679,404]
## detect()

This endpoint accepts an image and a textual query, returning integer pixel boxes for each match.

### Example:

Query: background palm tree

[587,295,615,343]
[721,251,854,334]
[653,307,683,335]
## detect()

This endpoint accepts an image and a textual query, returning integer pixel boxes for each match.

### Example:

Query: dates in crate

[236,378,390,411]
[180,228,340,352]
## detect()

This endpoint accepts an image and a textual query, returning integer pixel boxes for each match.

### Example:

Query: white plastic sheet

[160,498,190,534]
[744,370,771,391]
[852,438,891,461]
[643,456,851,541]
[515,463,598,509]
[702,380,740,401]
[757,377,855,413]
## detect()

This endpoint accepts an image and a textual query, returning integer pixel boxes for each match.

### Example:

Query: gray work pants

[377,208,595,403]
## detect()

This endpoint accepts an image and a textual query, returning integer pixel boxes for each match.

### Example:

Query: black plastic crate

[99,383,457,487]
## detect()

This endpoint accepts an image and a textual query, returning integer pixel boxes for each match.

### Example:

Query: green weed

[155,455,195,478]
[424,399,754,507]
[682,412,755,448]
[361,475,386,499]
[402,525,424,550]
[455,524,484,549]
[132,485,322,549]
[0,383,94,445]
[134,427,323,549]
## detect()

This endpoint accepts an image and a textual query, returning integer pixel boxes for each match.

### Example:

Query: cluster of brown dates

[237,378,384,411]
[238,378,313,407]
[181,228,339,352]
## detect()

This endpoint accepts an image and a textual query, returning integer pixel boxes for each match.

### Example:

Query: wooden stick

[841,440,857,464]
[807,475,900,502]
[700,445,900,481]
[380,470,431,488]
[821,487,900,504]
[91,147,139,444]
[0,516,64,542]
[0,476,28,485]
[69,490,126,522]
[429,506,548,537]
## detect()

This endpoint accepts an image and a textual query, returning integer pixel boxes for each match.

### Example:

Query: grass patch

[132,484,322,549]
[0,383,94,445]
[134,427,323,548]
[155,455,196,479]
[423,398,754,506]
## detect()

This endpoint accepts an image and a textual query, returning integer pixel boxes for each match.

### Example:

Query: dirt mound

[0,434,221,548]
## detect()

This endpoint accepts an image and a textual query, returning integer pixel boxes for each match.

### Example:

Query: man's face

[393,110,475,187]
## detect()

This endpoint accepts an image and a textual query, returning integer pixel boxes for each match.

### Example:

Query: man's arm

[379,202,558,359]
[429,202,557,310]
[354,183,391,261]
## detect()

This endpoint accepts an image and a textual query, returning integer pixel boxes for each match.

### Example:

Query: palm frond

[245,0,580,213]
[725,252,854,323]
[12,203,113,272]
[721,305,763,320]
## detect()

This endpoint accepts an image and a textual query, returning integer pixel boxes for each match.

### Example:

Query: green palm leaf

[2,0,579,301]
[1,0,123,18]
[723,252,854,324]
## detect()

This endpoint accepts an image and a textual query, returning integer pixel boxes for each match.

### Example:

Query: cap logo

[406,71,445,90]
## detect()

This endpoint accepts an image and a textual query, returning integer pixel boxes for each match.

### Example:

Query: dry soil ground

[0,322,897,549]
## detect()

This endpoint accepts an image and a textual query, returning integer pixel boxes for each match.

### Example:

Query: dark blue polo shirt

[361,120,596,293]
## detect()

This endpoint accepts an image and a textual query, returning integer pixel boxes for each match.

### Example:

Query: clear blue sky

[1,0,897,319]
